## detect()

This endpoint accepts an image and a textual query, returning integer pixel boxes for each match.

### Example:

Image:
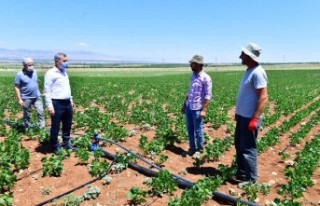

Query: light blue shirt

[14,69,40,99]
[235,65,267,118]
[44,67,72,108]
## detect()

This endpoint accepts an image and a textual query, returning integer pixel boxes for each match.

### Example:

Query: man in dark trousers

[44,52,75,153]
[235,43,268,188]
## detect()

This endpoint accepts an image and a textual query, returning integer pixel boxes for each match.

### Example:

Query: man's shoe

[61,143,76,151]
[192,151,202,159]
[182,150,196,157]
[53,146,61,154]
[238,180,256,189]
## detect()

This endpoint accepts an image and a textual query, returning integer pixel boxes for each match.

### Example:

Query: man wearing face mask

[181,55,212,156]
[14,58,45,128]
[44,52,75,153]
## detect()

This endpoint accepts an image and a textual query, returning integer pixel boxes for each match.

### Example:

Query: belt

[52,99,70,101]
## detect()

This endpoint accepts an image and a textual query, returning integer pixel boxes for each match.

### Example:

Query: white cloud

[78,42,89,47]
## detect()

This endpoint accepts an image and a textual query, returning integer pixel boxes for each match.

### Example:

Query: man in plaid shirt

[181,55,212,155]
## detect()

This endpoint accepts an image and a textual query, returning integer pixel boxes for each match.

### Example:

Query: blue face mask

[60,63,68,71]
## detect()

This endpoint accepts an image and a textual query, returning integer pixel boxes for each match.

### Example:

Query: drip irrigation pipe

[96,136,193,185]
[100,148,258,206]
[4,124,257,206]
[35,159,115,206]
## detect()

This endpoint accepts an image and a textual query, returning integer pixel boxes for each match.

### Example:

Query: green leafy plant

[41,155,64,177]
[60,193,82,206]
[0,193,13,206]
[127,187,147,205]
[75,148,90,164]
[82,185,101,200]
[0,167,17,192]
[146,169,177,196]
[88,159,110,177]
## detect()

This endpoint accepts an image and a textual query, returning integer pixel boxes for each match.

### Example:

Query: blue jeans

[234,115,261,182]
[23,97,45,128]
[185,106,204,152]
[50,99,73,149]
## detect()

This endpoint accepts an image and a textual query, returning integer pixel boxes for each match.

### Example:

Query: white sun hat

[189,55,204,65]
[241,43,261,63]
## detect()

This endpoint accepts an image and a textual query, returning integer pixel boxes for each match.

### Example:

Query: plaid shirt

[186,71,212,110]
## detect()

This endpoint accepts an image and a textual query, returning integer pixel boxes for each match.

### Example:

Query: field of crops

[0,65,320,206]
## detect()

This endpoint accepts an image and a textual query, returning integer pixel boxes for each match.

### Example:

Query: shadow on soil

[186,166,220,176]
[165,144,186,156]
[34,143,53,154]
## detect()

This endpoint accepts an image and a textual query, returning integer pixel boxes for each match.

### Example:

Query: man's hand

[248,117,259,131]
[48,107,55,116]
[181,105,185,114]
[71,101,75,109]
[18,99,24,107]
[199,110,206,119]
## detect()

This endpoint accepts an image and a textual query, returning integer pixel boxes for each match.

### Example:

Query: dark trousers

[50,99,73,149]
[234,114,260,181]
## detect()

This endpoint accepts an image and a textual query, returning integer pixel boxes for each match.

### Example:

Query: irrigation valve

[90,133,102,152]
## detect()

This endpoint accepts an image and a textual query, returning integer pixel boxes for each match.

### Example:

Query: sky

[0,0,319,63]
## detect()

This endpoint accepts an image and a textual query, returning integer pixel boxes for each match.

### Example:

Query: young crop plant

[154,154,168,166]
[193,136,233,168]
[110,152,136,173]
[139,135,148,151]
[12,147,30,170]
[114,151,136,168]
[82,185,101,200]
[37,128,50,143]
[0,193,13,206]
[127,186,147,205]
[168,176,223,206]
[146,169,177,197]
[41,154,64,177]
[73,134,91,149]
[75,148,90,164]
[60,193,82,206]
[278,135,320,200]
[88,159,110,177]
[0,167,17,192]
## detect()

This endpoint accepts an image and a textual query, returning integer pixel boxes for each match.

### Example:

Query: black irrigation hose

[279,144,291,154]
[35,159,116,206]
[3,123,257,206]
[96,136,192,184]
[100,148,258,206]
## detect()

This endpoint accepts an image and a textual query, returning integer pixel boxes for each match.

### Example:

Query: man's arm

[181,95,188,114]
[44,72,55,115]
[200,77,212,118]
[14,84,24,106]
[248,87,268,131]
[253,87,268,118]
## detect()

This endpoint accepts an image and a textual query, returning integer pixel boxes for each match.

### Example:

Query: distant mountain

[0,48,124,63]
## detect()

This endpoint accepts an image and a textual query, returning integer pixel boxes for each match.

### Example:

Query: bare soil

[8,100,320,206]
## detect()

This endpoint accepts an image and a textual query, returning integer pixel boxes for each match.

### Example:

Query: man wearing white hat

[181,55,212,155]
[14,58,45,128]
[235,43,268,188]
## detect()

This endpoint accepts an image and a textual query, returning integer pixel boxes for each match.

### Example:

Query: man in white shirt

[44,52,75,153]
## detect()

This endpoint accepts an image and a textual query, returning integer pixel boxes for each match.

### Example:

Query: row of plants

[257,99,320,152]
[277,135,320,203]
